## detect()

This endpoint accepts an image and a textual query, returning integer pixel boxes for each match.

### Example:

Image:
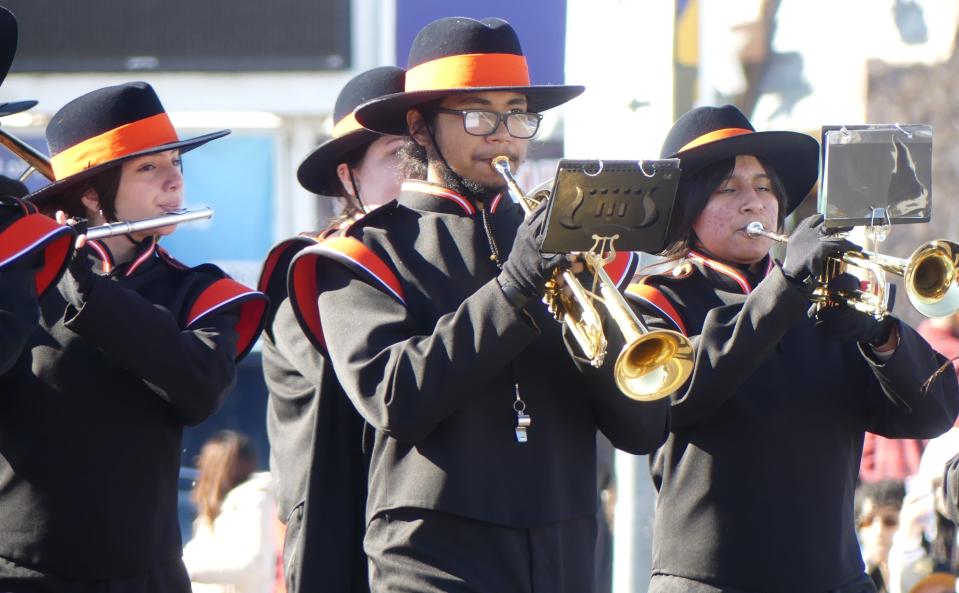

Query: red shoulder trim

[306,237,405,304]
[627,283,688,336]
[0,213,75,297]
[186,278,268,361]
[288,237,404,351]
[257,236,320,294]
[604,251,639,290]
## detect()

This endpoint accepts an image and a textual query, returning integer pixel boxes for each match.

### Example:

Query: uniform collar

[398,180,512,217]
[86,235,158,277]
[686,249,774,295]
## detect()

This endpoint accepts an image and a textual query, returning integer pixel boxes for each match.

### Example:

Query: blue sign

[162,134,275,267]
[394,1,568,86]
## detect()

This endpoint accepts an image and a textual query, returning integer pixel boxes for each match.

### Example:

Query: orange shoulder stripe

[0,213,75,296]
[626,283,688,336]
[604,251,638,289]
[187,278,268,361]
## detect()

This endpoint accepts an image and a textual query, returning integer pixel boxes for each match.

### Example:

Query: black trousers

[365,507,596,593]
[648,573,878,593]
[0,555,191,593]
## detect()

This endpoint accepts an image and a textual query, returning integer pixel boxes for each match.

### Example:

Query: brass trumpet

[746,221,959,318]
[0,127,54,181]
[86,207,213,240]
[492,156,694,401]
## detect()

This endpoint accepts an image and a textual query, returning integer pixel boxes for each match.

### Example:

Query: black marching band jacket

[0,231,267,581]
[0,198,73,374]
[628,250,959,592]
[287,180,670,531]
[259,222,371,593]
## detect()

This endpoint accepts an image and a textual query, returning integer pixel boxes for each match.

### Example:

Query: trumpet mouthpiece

[491,155,510,172]
[745,222,766,238]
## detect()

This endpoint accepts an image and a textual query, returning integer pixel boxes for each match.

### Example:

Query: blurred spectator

[183,430,278,593]
[857,479,907,593]
[888,428,959,593]
[861,314,959,488]
[907,572,956,593]
[917,314,959,368]
[861,433,926,484]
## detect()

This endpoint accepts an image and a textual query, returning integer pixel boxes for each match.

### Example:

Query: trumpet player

[627,105,959,593]
[0,82,267,592]
[287,16,669,593]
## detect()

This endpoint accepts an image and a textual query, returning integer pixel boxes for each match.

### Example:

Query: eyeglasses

[434,108,543,139]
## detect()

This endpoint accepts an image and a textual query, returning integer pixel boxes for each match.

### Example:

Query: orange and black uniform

[289,181,667,593]
[260,225,370,593]
[0,237,266,592]
[628,251,959,593]
[0,197,72,375]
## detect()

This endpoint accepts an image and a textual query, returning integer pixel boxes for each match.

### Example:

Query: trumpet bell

[904,240,959,318]
[614,329,695,401]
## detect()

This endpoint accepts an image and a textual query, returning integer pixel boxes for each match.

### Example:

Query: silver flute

[85,207,213,240]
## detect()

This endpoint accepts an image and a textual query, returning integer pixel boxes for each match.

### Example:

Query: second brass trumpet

[491,156,694,401]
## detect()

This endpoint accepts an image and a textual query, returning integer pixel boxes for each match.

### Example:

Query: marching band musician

[0,82,267,592]
[259,65,406,593]
[287,17,669,592]
[0,184,73,375]
[627,105,959,593]
[0,6,75,379]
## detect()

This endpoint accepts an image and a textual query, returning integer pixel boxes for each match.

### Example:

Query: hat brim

[296,128,380,195]
[0,99,37,118]
[355,84,586,136]
[672,130,819,215]
[25,129,230,210]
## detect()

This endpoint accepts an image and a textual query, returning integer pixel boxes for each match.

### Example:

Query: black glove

[782,214,857,284]
[812,273,896,345]
[58,244,98,310]
[498,205,566,306]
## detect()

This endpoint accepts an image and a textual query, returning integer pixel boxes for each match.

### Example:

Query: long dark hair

[325,143,371,228]
[658,155,788,267]
[39,166,123,221]
[191,430,257,527]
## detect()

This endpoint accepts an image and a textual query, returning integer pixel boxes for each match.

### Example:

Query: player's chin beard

[434,157,506,204]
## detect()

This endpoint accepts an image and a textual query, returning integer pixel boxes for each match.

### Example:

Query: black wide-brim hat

[25,81,229,209]
[297,66,406,195]
[0,6,37,118]
[661,104,819,215]
[355,17,585,136]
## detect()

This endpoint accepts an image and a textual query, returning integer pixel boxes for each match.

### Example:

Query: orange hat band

[406,53,530,92]
[332,112,363,138]
[679,127,754,153]
[50,112,179,180]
